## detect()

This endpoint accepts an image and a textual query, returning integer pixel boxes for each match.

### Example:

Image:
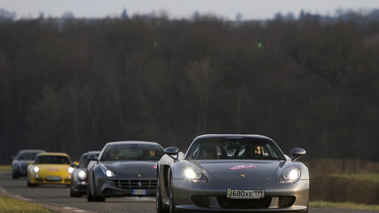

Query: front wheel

[87,185,94,201]
[70,184,80,197]
[169,191,176,213]
[156,175,168,213]
[12,171,18,179]
[90,176,105,202]
[87,177,94,201]
[168,169,177,213]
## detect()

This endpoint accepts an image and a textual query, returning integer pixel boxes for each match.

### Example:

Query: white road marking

[64,207,75,209]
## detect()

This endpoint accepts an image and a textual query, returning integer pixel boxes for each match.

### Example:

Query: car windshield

[79,153,99,167]
[101,144,164,161]
[17,152,41,160]
[186,137,285,160]
[35,156,71,164]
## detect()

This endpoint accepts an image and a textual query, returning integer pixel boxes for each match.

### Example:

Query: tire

[27,175,37,187]
[87,178,94,202]
[87,185,94,201]
[156,175,168,213]
[27,181,37,187]
[90,175,105,202]
[168,169,177,213]
[169,191,176,213]
[12,171,18,179]
[70,185,80,197]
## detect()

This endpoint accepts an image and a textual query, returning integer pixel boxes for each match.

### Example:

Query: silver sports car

[156,134,309,213]
[87,141,164,202]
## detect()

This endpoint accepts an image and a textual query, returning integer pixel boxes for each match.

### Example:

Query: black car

[87,141,164,202]
[11,149,45,179]
[70,151,100,197]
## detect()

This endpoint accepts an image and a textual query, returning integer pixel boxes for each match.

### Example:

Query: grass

[310,201,379,211]
[0,165,11,172]
[0,196,54,212]
[330,173,379,183]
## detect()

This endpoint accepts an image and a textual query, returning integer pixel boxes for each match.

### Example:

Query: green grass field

[0,165,11,172]
[310,201,379,211]
[0,196,53,212]
[330,173,379,183]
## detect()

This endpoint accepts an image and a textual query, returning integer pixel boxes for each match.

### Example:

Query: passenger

[109,149,120,160]
[244,145,263,159]
[201,145,217,159]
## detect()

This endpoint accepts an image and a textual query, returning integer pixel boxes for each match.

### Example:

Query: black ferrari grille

[109,179,157,190]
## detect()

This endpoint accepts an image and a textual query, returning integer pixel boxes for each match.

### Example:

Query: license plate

[132,189,147,195]
[46,176,62,181]
[226,189,264,199]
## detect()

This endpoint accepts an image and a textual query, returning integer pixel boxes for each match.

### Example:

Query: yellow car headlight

[67,167,74,174]
[33,166,40,173]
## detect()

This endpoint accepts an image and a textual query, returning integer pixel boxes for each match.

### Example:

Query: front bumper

[30,175,71,185]
[72,180,88,193]
[95,177,157,197]
[171,179,309,212]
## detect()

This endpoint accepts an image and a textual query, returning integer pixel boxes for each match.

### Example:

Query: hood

[34,164,70,173]
[102,161,157,178]
[195,160,282,181]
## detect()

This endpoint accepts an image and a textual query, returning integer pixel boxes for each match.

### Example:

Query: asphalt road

[0,172,377,213]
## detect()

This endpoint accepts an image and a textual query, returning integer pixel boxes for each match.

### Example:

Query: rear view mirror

[164,147,179,160]
[164,147,179,155]
[87,154,98,161]
[290,148,306,161]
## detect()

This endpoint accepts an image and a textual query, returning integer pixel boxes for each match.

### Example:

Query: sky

[1,0,379,20]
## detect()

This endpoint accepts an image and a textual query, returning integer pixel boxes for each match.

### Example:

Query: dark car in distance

[11,149,45,179]
[70,151,100,197]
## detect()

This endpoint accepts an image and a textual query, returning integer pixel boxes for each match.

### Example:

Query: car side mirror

[290,148,306,161]
[87,154,98,161]
[164,147,179,160]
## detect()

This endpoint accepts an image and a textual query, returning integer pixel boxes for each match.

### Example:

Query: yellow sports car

[27,152,74,187]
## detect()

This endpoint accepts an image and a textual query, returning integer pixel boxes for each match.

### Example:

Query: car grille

[216,196,272,209]
[108,179,157,190]
[191,195,296,209]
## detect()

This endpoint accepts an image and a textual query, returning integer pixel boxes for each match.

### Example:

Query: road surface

[0,172,377,213]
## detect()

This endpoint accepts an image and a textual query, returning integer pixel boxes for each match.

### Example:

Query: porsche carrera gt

[156,134,309,213]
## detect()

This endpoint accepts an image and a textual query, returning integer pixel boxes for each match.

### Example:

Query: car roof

[81,151,100,156]
[105,141,162,146]
[18,149,45,153]
[194,134,274,141]
[36,152,70,157]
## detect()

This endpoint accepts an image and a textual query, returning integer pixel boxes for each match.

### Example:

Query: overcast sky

[1,0,378,20]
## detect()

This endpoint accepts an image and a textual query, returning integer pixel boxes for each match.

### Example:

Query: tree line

[1,12,378,163]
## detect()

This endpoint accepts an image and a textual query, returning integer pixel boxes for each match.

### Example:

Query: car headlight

[280,167,301,184]
[67,167,74,174]
[33,166,40,173]
[183,167,207,183]
[100,164,115,177]
[78,170,87,180]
